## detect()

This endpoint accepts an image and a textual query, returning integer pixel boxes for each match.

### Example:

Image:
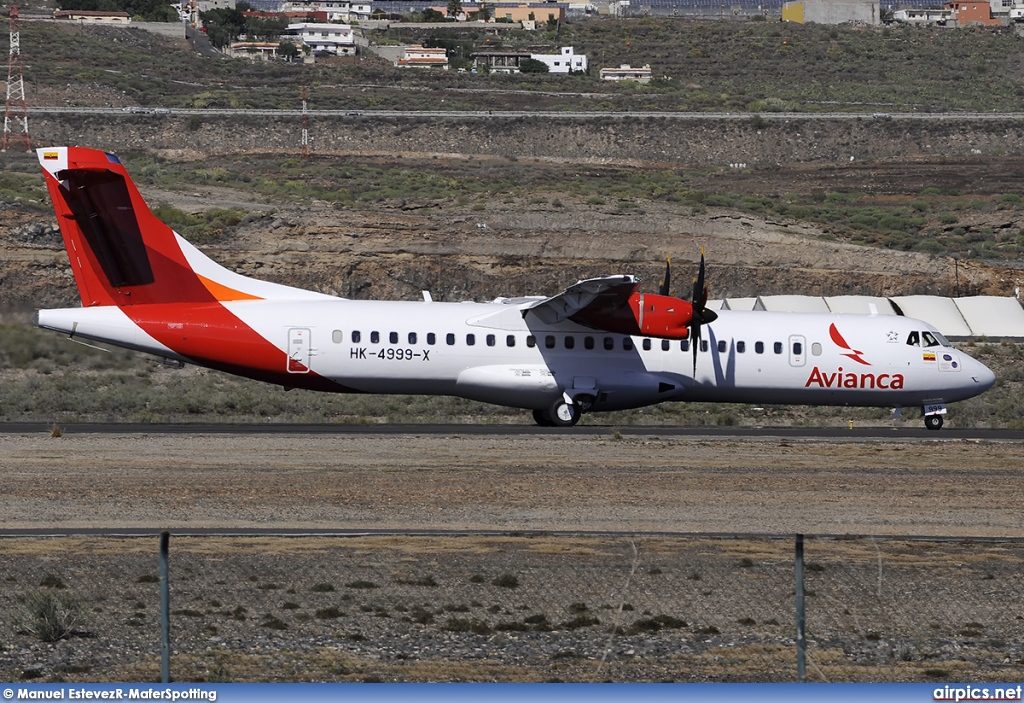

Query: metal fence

[1,533,1022,683]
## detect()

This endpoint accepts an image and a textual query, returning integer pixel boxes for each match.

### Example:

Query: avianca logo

[829,323,870,365]
[805,324,905,390]
[805,366,905,390]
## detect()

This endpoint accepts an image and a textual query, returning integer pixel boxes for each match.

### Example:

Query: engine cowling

[631,293,693,339]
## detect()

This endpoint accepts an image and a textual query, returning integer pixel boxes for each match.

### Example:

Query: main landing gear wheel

[532,408,555,427]
[548,398,581,427]
[924,414,944,431]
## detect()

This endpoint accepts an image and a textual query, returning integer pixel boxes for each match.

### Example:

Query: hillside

[1,17,1023,427]
[11,19,1024,113]
[2,151,1021,313]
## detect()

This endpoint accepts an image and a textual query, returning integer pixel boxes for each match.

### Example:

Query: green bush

[17,589,85,642]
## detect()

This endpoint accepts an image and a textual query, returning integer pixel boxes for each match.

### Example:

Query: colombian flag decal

[43,151,59,160]
[923,351,936,362]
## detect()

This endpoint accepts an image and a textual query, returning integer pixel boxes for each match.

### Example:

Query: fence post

[160,530,170,683]
[795,533,806,682]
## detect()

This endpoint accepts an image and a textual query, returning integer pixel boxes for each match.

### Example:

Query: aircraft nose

[973,359,997,392]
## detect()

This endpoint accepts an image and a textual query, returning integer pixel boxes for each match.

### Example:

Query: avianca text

[805,366,905,390]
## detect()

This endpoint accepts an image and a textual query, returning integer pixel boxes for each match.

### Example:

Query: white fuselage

[36,297,997,414]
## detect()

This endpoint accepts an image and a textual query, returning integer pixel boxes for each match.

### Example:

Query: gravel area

[1,431,1023,683]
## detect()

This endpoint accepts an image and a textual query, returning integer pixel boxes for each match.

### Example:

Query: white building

[282,1,372,21]
[196,0,236,12]
[892,8,955,24]
[286,22,355,55]
[599,64,652,83]
[53,10,131,23]
[529,46,587,74]
[395,45,449,69]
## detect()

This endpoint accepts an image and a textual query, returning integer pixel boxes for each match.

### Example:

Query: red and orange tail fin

[39,146,222,308]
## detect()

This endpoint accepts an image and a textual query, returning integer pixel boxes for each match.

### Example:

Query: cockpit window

[921,331,941,347]
[906,331,920,347]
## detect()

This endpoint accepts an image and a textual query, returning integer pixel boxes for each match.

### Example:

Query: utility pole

[3,4,30,153]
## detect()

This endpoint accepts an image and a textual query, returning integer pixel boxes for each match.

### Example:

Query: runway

[0,421,1021,440]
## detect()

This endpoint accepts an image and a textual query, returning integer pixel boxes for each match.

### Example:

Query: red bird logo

[829,323,871,366]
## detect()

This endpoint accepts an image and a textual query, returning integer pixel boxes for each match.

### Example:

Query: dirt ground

[2,431,1022,536]
[2,431,1024,684]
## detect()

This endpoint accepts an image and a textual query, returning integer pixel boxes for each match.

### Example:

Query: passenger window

[371,331,380,344]
[907,331,920,347]
[427,333,436,345]
[623,337,633,351]
[352,330,361,343]
[545,335,556,349]
[565,336,575,349]
[717,340,726,353]
[467,334,476,346]
[701,340,709,352]
[527,335,536,348]
[408,332,417,345]
[446,333,455,346]
[389,332,398,344]
[332,330,343,344]
[642,339,652,351]
[774,342,783,354]
[661,339,670,351]
[681,340,689,352]
[604,337,614,350]
[793,341,803,356]
[486,334,496,347]
[736,341,745,353]
[506,335,516,347]
[811,342,822,356]
[755,341,764,354]
[584,336,595,350]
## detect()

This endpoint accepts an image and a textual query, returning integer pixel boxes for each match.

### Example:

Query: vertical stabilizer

[40,147,221,307]
[39,146,335,308]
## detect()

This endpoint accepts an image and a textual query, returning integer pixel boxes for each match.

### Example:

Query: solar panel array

[616,0,947,8]
[618,0,785,7]
[237,0,950,16]
[244,0,285,10]
[237,0,950,13]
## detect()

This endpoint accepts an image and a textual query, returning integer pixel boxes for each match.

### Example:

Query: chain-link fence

[1,534,1022,683]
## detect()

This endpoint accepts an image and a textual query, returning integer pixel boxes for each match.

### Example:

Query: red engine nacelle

[570,291,695,339]
[629,293,693,339]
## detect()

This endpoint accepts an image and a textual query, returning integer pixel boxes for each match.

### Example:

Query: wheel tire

[532,408,555,427]
[924,414,944,431]
[548,399,581,427]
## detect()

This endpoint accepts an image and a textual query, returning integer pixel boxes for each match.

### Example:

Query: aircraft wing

[521,275,641,326]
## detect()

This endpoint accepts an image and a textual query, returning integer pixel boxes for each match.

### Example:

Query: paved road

[26,106,1024,120]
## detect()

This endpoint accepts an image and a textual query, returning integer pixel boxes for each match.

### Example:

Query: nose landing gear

[924,414,943,431]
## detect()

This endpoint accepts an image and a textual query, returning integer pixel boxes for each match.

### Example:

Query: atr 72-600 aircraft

[34,147,996,429]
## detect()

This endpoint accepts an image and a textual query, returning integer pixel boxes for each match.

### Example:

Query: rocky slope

[1,154,1015,313]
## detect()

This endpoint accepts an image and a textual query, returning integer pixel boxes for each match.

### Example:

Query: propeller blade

[689,248,716,377]
[692,249,707,311]
[658,256,671,297]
